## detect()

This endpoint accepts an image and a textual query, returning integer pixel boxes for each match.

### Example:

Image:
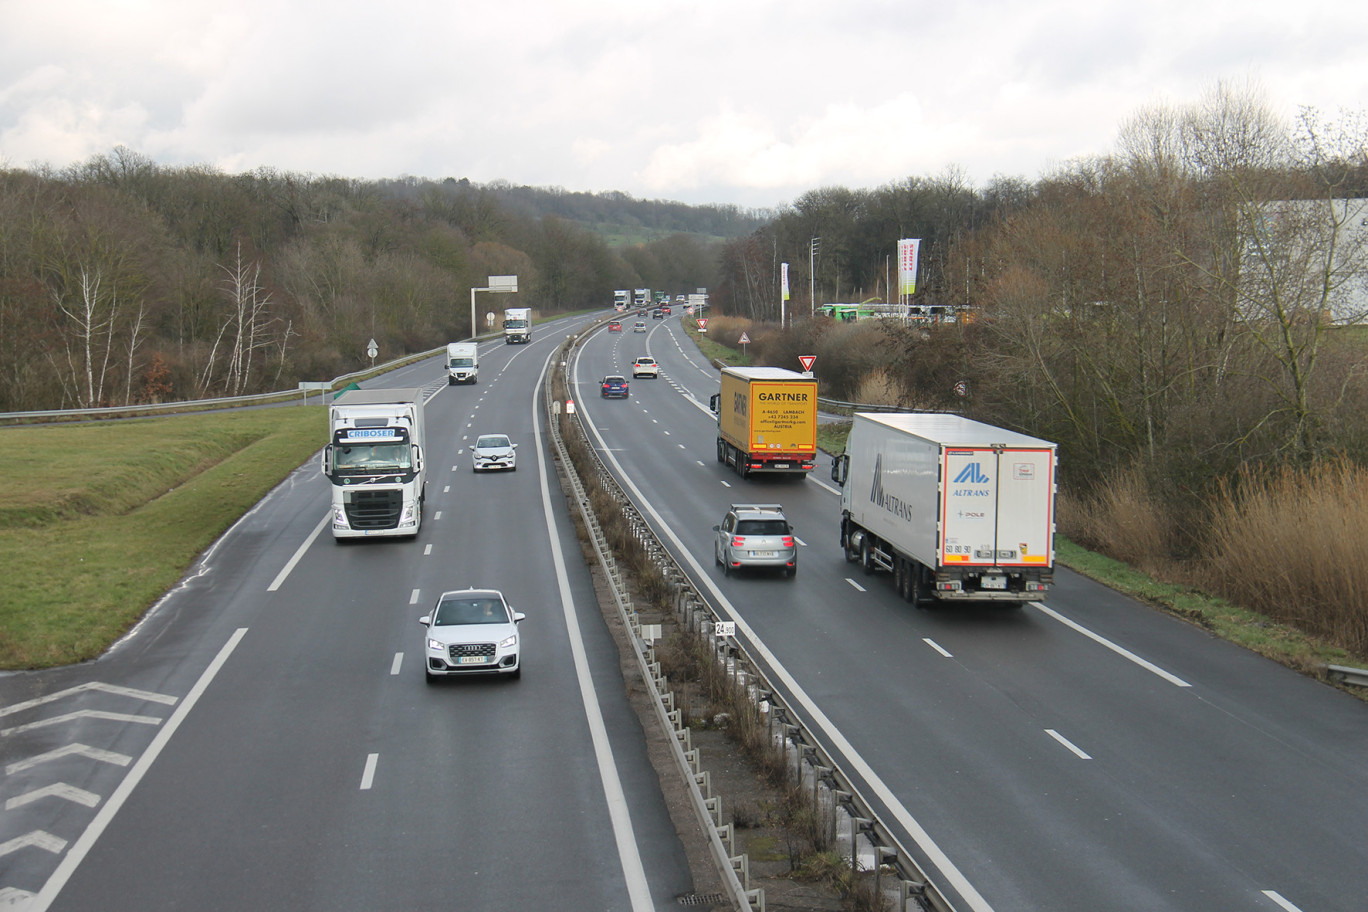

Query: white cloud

[2,0,1366,204]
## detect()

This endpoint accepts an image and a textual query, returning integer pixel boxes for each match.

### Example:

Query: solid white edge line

[1032,602,1192,687]
[1261,890,1303,912]
[1045,729,1093,760]
[30,627,249,912]
[540,347,654,911]
[267,515,330,591]
[359,753,379,790]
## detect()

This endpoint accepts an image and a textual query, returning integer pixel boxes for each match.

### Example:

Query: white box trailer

[832,412,1056,606]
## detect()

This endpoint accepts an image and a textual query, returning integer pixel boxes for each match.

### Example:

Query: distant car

[675,294,686,302]
[661,305,671,315]
[633,321,647,333]
[637,308,647,316]
[601,375,630,398]
[420,588,524,680]
[632,357,658,378]
[652,309,663,319]
[608,320,622,332]
[470,433,517,472]
[714,503,797,578]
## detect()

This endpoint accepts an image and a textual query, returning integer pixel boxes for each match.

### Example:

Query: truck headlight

[332,507,349,528]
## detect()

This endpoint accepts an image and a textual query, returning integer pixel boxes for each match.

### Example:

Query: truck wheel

[717,439,726,463]
[844,534,859,563]
[860,539,875,575]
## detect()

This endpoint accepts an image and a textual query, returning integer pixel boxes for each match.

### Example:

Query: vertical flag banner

[782,262,790,301]
[898,239,920,296]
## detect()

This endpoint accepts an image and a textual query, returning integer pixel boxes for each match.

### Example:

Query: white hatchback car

[420,588,524,680]
[632,357,658,378]
[470,433,517,472]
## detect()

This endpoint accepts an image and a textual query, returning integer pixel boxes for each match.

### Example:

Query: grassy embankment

[0,408,324,669]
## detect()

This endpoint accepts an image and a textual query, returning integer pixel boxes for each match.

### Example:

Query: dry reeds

[1206,461,1368,654]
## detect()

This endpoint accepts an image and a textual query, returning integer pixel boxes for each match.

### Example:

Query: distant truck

[633,288,651,307]
[503,307,532,344]
[709,366,818,477]
[445,342,478,384]
[322,388,427,539]
[614,289,630,311]
[831,412,1056,606]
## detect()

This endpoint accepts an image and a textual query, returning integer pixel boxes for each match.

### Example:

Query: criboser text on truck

[832,412,1056,606]
[708,366,818,477]
[321,388,427,539]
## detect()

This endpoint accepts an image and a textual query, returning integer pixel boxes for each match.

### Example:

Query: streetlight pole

[809,237,820,318]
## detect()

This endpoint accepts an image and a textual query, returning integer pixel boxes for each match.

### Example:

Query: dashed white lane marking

[1045,729,1092,760]
[390,653,403,675]
[924,638,953,658]
[845,579,867,592]
[360,753,379,790]
[409,589,421,605]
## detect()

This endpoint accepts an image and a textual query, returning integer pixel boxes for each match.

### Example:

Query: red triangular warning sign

[799,355,816,371]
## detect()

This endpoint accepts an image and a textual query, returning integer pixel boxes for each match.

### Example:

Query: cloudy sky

[2,0,1365,209]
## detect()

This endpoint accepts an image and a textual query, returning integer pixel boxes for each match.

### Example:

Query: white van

[446,342,479,384]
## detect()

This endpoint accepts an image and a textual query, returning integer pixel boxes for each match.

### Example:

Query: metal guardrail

[1327,664,1368,688]
[0,347,447,424]
[553,331,955,912]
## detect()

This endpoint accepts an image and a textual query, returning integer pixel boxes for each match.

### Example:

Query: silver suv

[713,503,797,578]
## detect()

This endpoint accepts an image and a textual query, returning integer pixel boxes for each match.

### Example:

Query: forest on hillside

[715,88,1368,485]
[0,151,753,412]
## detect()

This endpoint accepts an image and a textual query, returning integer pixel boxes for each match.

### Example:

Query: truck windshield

[334,443,411,474]
[450,358,474,367]
[505,320,528,328]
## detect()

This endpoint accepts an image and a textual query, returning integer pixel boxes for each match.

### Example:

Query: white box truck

[445,342,478,384]
[831,412,1056,606]
[322,388,427,539]
[503,307,531,344]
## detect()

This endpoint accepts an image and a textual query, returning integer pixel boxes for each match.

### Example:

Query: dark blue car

[600,375,630,398]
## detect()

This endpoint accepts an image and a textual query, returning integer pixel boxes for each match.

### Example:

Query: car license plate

[751,550,777,558]
[982,575,1007,590]
[458,656,488,665]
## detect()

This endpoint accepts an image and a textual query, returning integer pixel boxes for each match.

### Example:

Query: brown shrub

[1205,461,1368,653]
[1058,462,1176,575]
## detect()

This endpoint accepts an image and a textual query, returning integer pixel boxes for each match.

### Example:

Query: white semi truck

[445,342,478,384]
[503,307,532,344]
[322,388,427,539]
[832,412,1056,606]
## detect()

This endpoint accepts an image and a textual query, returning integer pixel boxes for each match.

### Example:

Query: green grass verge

[0,407,326,669]
[681,319,751,368]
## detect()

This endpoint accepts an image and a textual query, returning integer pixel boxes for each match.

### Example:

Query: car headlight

[498,634,517,649]
[427,638,444,651]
